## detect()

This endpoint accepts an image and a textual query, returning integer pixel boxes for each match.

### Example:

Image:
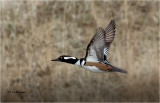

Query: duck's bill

[51,59,59,61]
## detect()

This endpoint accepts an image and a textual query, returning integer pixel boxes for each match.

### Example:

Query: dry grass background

[1,1,159,102]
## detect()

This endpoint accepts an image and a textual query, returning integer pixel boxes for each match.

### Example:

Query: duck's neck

[75,58,86,66]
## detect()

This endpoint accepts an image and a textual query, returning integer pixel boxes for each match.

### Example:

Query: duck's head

[51,55,79,64]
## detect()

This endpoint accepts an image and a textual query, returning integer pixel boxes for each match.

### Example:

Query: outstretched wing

[85,28,106,62]
[85,20,116,62]
[104,20,116,57]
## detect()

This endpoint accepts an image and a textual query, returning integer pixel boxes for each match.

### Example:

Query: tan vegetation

[1,1,159,102]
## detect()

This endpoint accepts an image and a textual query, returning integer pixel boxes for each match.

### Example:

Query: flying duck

[52,20,127,73]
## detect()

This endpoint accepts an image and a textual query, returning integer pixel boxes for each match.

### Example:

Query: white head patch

[64,57,76,59]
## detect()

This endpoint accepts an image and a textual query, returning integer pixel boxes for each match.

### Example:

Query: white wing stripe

[104,48,109,56]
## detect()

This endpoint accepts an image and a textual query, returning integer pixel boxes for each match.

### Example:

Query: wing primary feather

[104,20,116,48]
[85,20,116,62]
[85,28,106,62]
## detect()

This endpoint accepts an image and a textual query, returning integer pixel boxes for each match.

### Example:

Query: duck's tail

[110,65,127,74]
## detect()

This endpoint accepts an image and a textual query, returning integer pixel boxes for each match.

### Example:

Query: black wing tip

[104,19,116,33]
[110,19,116,27]
[98,20,116,31]
[110,19,115,22]
[110,19,115,23]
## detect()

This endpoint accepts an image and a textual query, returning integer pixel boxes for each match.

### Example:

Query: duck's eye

[60,57,63,59]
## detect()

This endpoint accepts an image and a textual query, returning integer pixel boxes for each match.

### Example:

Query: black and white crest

[58,55,79,64]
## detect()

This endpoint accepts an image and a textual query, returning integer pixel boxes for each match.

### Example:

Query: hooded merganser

[52,20,127,73]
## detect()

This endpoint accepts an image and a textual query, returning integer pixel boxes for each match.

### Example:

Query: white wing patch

[64,57,76,59]
[86,46,99,62]
[85,28,106,62]
[104,47,109,56]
